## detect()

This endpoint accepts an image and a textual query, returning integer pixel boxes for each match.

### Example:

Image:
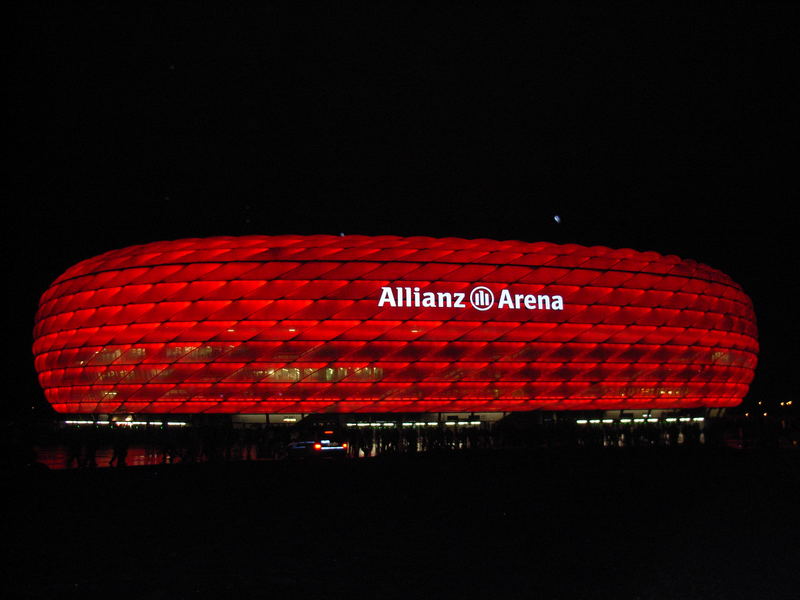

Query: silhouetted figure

[409,427,419,454]
[109,426,129,467]
[244,426,256,460]
[359,431,372,458]
[64,427,83,469]
[161,425,178,464]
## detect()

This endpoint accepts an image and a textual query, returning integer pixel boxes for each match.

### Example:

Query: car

[287,439,348,459]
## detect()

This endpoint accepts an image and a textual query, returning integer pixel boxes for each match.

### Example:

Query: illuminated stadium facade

[33,235,758,416]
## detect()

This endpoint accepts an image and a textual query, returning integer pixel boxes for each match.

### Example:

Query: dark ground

[6,448,799,599]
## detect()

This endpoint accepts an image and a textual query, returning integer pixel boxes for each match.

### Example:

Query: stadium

[32,234,758,434]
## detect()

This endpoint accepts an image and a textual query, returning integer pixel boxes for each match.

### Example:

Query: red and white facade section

[33,235,758,414]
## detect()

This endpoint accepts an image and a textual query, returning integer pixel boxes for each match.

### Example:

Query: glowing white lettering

[378,287,565,311]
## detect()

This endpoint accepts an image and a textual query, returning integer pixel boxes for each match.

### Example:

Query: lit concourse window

[32,235,758,414]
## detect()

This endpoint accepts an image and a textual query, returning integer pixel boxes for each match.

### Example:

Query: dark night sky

[7,1,798,417]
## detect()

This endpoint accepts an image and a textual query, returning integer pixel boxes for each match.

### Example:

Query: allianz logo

[377,286,564,311]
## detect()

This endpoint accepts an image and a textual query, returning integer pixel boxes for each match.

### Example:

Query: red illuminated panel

[33,235,758,413]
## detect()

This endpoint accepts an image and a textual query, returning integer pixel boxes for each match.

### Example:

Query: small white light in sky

[553,215,561,223]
